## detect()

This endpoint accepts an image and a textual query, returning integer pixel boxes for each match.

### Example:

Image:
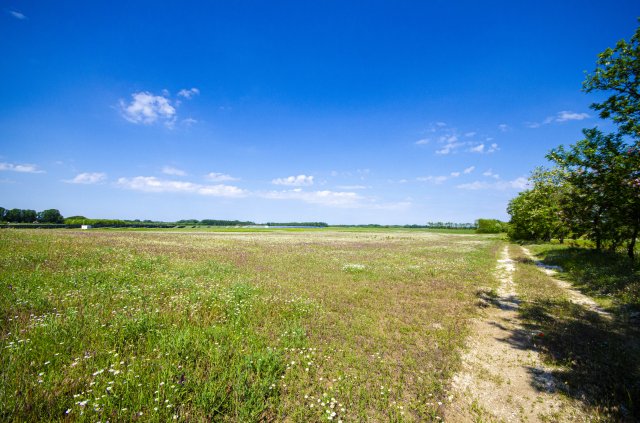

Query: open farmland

[0,229,500,422]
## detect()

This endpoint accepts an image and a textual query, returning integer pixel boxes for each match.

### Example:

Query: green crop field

[0,229,500,422]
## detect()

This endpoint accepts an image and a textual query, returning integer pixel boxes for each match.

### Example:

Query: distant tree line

[176,219,257,226]
[475,219,508,234]
[176,219,329,227]
[425,222,477,229]
[265,222,328,227]
[0,207,64,223]
[507,24,640,259]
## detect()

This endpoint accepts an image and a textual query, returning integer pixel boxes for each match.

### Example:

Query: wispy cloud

[182,117,198,126]
[422,123,497,155]
[204,172,239,182]
[64,172,107,184]
[526,111,590,128]
[417,168,471,184]
[161,166,186,176]
[457,177,528,190]
[336,185,369,190]
[468,142,499,154]
[272,174,314,186]
[119,92,177,127]
[177,88,200,99]
[117,176,246,197]
[9,10,26,19]
[261,188,410,210]
[483,169,500,179]
[0,162,44,173]
[417,175,448,184]
[556,111,589,122]
[498,124,509,132]
[262,189,360,207]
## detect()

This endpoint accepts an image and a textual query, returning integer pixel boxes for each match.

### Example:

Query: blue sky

[1,1,639,224]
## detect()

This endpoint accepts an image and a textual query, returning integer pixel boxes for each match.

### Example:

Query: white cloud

[527,111,590,128]
[498,124,509,132]
[456,177,529,190]
[415,138,430,145]
[0,162,44,173]
[162,166,186,176]
[9,10,26,19]
[336,185,369,190]
[182,117,198,126]
[64,172,107,184]
[417,175,448,184]
[261,188,410,210]
[464,132,477,137]
[119,91,176,127]
[417,167,470,184]
[483,169,500,179]
[556,111,589,122]
[117,176,246,197]
[178,88,200,99]
[204,172,239,182]
[436,141,464,155]
[262,188,362,207]
[272,174,314,186]
[469,144,485,153]
[469,142,498,154]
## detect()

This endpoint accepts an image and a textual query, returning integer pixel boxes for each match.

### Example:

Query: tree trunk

[628,225,638,260]
[594,213,602,251]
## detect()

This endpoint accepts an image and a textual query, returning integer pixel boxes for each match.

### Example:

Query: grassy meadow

[0,229,500,422]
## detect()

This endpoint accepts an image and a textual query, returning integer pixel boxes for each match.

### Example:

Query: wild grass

[0,229,500,422]
[527,243,640,313]
[510,246,640,421]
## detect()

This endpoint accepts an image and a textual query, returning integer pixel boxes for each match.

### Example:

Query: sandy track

[448,245,586,422]
[520,247,611,319]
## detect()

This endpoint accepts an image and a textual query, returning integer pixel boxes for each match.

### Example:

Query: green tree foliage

[548,129,640,258]
[0,207,5,221]
[475,218,507,234]
[507,168,569,241]
[4,208,37,223]
[22,209,37,223]
[583,23,640,138]
[37,209,64,223]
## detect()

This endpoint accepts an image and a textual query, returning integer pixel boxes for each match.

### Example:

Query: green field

[0,229,500,422]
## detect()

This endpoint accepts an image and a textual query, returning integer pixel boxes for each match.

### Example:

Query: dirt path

[520,247,611,319]
[448,245,585,422]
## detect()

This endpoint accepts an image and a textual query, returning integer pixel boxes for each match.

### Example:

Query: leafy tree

[548,128,640,258]
[0,207,5,221]
[583,23,640,139]
[37,209,64,223]
[475,219,507,234]
[22,209,37,223]
[507,168,569,242]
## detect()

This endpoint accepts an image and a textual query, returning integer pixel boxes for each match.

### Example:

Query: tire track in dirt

[448,245,586,422]
[521,247,611,320]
